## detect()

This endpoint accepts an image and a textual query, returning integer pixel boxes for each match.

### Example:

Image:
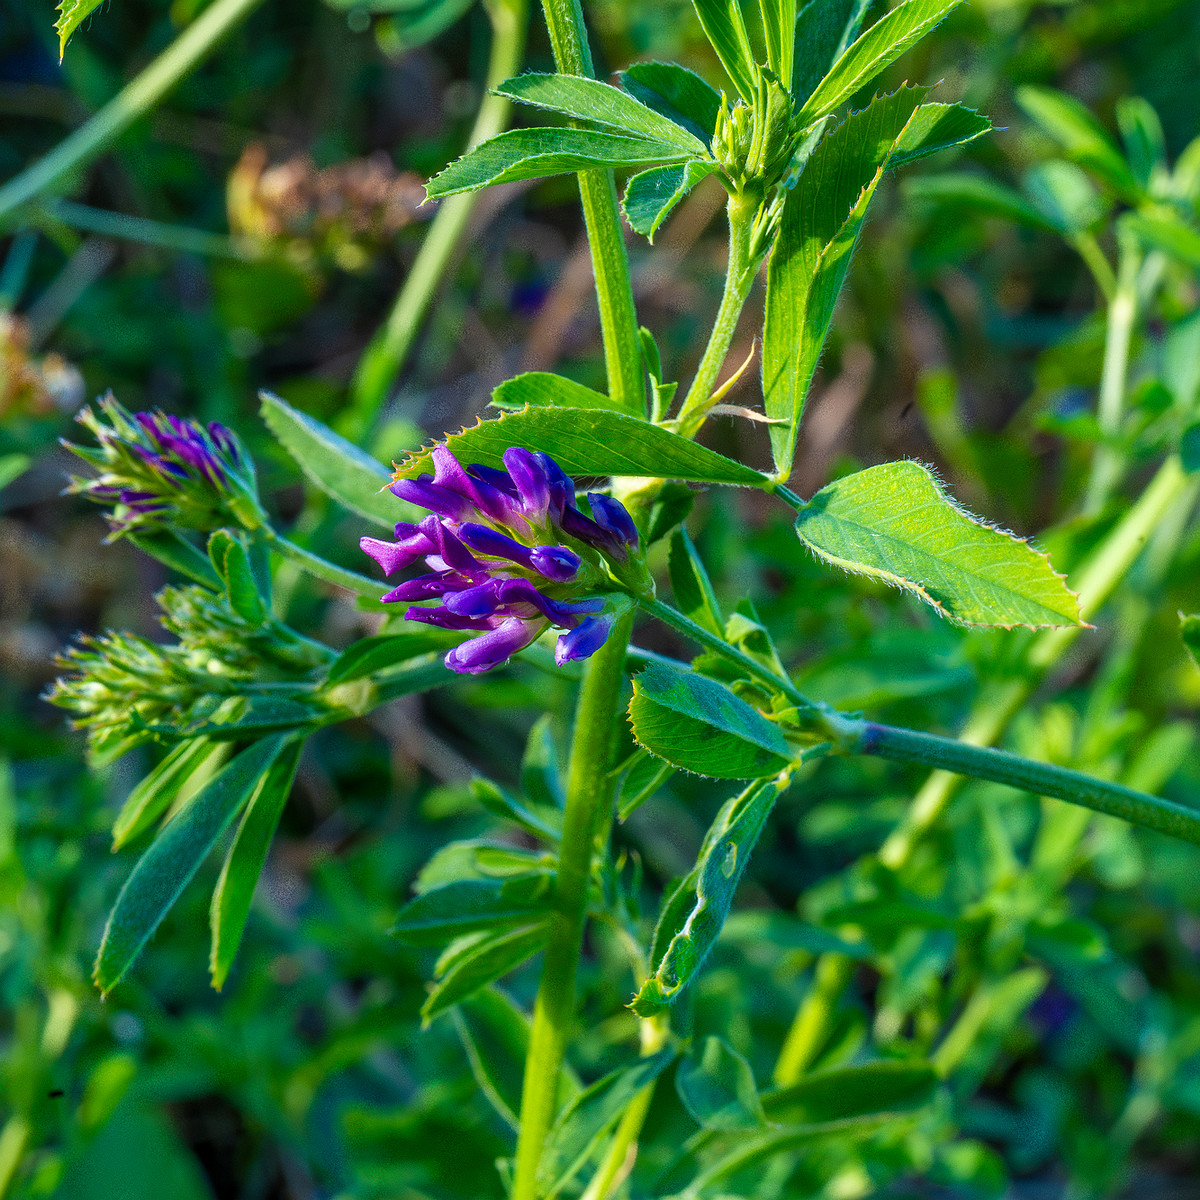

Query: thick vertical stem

[511,611,634,1200]
[345,0,529,435]
[538,0,643,415]
[674,195,758,437]
[0,0,268,221]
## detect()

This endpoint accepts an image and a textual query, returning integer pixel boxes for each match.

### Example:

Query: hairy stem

[537,0,644,414]
[345,0,529,436]
[262,529,384,599]
[0,0,267,223]
[511,611,634,1200]
[674,194,759,437]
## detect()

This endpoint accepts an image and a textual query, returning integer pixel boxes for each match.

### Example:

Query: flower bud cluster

[712,71,801,193]
[63,395,266,538]
[362,446,647,675]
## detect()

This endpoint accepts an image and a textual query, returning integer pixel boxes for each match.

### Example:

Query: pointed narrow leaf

[633,778,784,1015]
[763,88,926,474]
[540,1050,678,1194]
[209,531,267,626]
[619,61,723,143]
[1117,96,1166,191]
[209,737,304,989]
[491,372,623,413]
[454,989,534,1131]
[112,739,230,849]
[472,777,562,841]
[259,391,403,528]
[95,736,289,995]
[761,0,797,83]
[1182,613,1199,669]
[392,877,552,945]
[888,102,991,168]
[690,0,757,102]
[617,751,676,821]
[391,406,770,486]
[422,922,550,1023]
[630,663,793,779]
[1024,160,1107,234]
[762,1061,938,1125]
[668,529,724,636]
[623,161,717,240]
[677,1036,767,1130]
[791,0,872,104]
[126,529,222,587]
[56,0,105,57]
[793,461,1082,627]
[426,129,690,200]
[1016,86,1137,197]
[326,630,461,684]
[797,0,961,126]
[495,74,707,155]
[521,715,565,810]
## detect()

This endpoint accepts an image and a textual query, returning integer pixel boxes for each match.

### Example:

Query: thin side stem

[262,529,385,599]
[45,199,255,259]
[538,0,643,415]
[1083,230,1141,514]
[674,194,758,437]
[345,0,529,436]
[828,715,1200,847]
[773,951,854,1086]
[511,611,634,1200]
[0,0,267,223]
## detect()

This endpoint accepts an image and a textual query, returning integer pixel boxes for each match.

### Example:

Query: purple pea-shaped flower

[361,445,642,675]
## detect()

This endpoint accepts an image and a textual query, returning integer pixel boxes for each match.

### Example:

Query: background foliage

[3,0,1200,1196]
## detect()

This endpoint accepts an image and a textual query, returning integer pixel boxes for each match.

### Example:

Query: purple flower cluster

[362,446,640,674]
[65,395,264,536]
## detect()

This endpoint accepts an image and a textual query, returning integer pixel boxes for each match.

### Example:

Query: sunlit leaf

[55,0,104,58]
[619,61,723,143]
[690,0,757,102]
[491,371,623,413]
[422,922,550,1023]
[623,161,716,240]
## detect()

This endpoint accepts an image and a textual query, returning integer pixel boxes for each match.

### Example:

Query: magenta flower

[362,446,641,674]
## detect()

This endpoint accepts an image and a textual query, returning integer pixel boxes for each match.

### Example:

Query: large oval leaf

[629,663,793,779]
[392,407,769,486]
[792,461,1082,628]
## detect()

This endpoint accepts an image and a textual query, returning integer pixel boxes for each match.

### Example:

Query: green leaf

[623,161,716,241]
[616,751,676,821]
[904,172,1059,232]
[422,922,550,1023]
[888,102,991,168]
[690,0,757,102]
[471,777,562,841]
[791,0,871,105]
[208,531,267,626]
[259,390,404,529]
[111,739,231,850]
[792,460,1082,627]
[677,1036,767,1131]
[761,0,797,84]
[668,529,724,636]
[1117,96,1166,191]
[764,87,927,474]
[0,453,30,490]
[540,1050,677,1194]
[94,736,290,995]
[521,715,565,810]
[1016,86,1138,198]
[619,61,723,144]
[632,777,785,1015]
[796,0,961,126]
[55,0,104,58]
[1024,160,1107,234]
[691,1063,940,1187]
[1124,211,1200,270]
[208,737,304,990]
[491,371,623,413]
[1182,613,1199,669]
[495,74,707,155]
[392,877,553,945]
[1182,425,1200,474]
[325,630,461,684]
[629,662,793,779]
[425,129,691,200]
[391,406,770,486]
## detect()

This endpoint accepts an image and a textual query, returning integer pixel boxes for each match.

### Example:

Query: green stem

[0,0,267,224]
[773,951,854,1086]
[538,0,643,415]
[44,199,255,259]
[674,194,759,437]
[345,0,529,436]
[1083,229,1141,514]
[641,597,814,709]
[262,529,384,599]
[826,714,1200,846]
[512,611,634,1200]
